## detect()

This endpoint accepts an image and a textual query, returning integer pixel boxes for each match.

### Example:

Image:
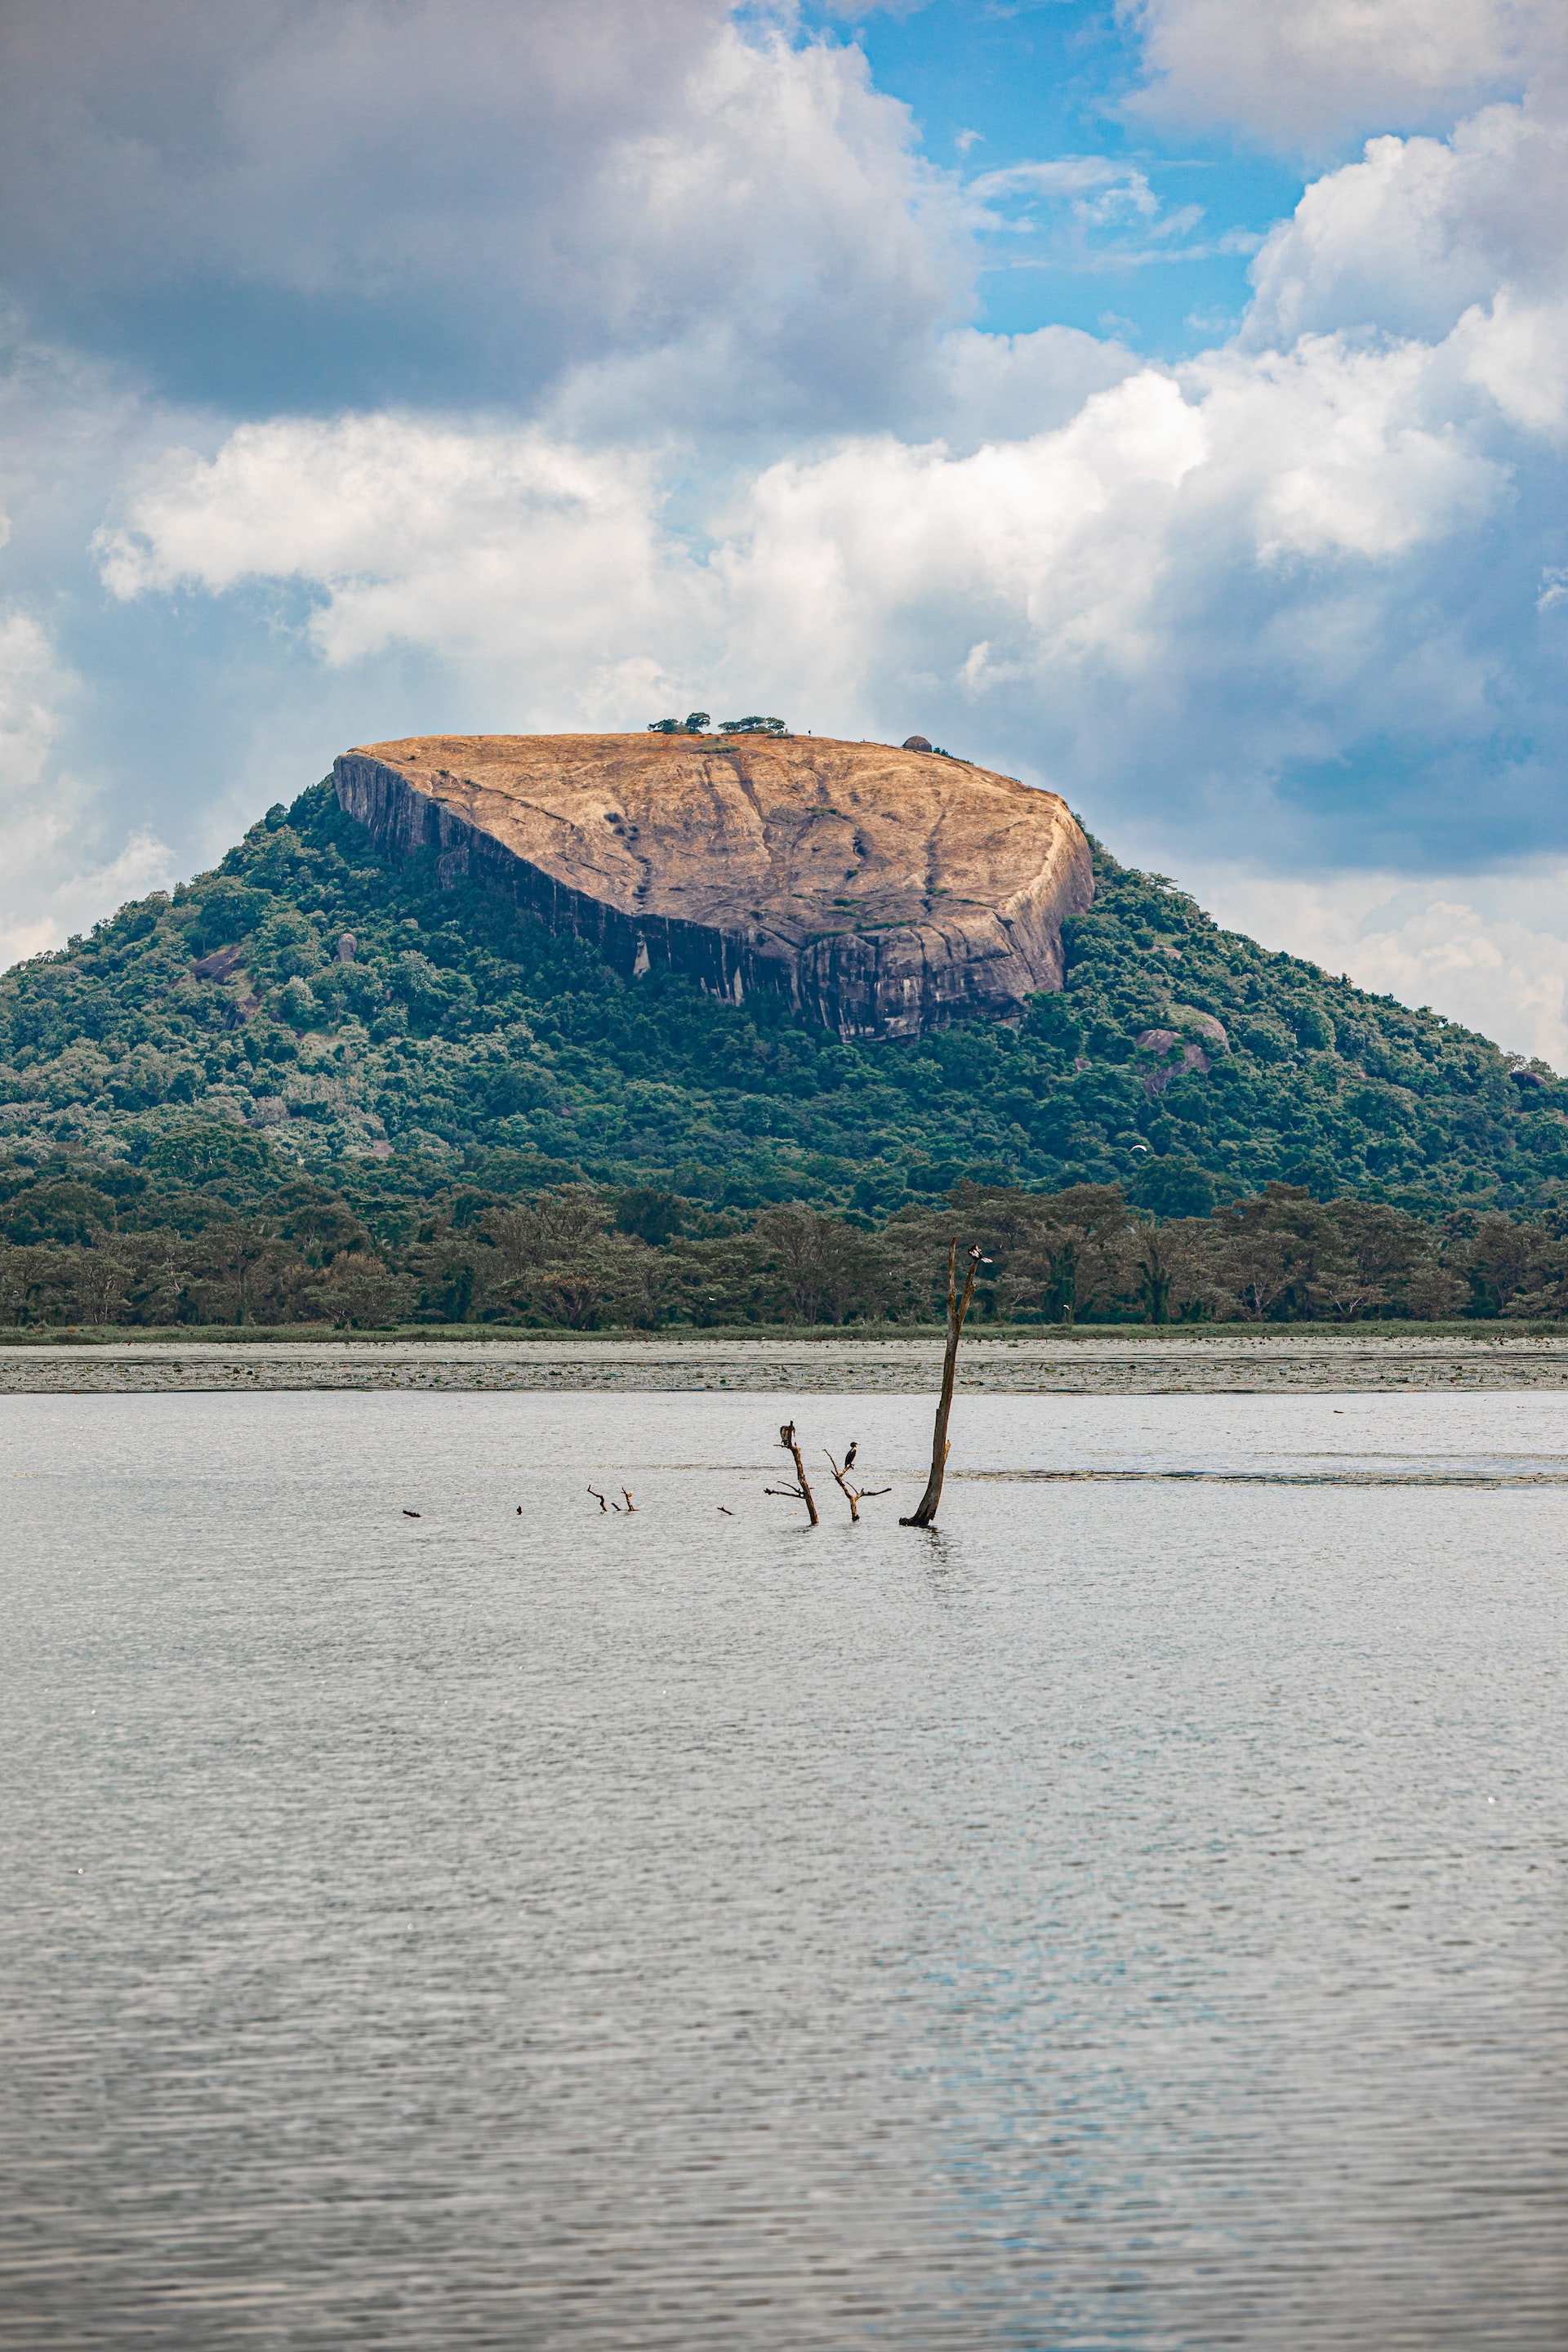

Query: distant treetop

[646,711,789,737]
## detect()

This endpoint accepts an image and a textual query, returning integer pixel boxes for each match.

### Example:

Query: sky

[1,0,1566,1055]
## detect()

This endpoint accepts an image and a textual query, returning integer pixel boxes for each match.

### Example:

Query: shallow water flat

[2,1390,1564,2349]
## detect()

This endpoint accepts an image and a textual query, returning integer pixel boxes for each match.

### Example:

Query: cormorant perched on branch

[780,1422,795,1446]
[843,1442,858,1471]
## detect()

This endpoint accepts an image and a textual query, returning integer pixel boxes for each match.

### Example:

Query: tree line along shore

[3,1169,1567,1334]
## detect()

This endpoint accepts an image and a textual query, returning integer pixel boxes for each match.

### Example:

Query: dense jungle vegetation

[2,772,1566,1329]
[3,1171,1567,1330]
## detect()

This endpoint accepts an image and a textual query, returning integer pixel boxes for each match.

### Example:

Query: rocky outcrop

[1134,1005,1228,1097]
[333,733,1094,1040]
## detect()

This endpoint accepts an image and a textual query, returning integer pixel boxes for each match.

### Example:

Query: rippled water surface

[2,1388,1565,2349]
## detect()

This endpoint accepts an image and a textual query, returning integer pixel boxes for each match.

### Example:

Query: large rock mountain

[2,752,1561,1214]
[334,733,1093,1040]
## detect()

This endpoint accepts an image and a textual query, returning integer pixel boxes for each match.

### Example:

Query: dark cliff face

[333,733,1094,1040]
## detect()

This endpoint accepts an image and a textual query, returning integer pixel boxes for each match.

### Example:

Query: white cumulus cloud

[96,417,700,691]
[0,605,175,965]
[1123,0,1561,151]
[1245,92,1568,348]
[92,289,1535,875]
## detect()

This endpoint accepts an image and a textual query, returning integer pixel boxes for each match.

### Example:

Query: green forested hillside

[3,773,1562,1209]
[1,770,1566,1328]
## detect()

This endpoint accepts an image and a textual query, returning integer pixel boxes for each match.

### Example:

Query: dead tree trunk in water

[764,1423,819,1525]
[901,1239,982,1529]
[787,1432,818,1523]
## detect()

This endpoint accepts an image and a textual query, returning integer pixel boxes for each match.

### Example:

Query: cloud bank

[3,0,1568,1056]
[96,95,1567,873]
[0,0,964,425]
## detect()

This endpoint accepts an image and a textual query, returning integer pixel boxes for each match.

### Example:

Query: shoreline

[7,1327,1568,1394]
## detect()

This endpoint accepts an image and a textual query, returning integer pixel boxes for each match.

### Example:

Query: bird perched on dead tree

[843,1441,858,1471]
[825,1448,889,1522]
[767,1422,818,1524]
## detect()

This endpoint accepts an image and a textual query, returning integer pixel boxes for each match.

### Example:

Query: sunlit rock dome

[333,732,1093,1040]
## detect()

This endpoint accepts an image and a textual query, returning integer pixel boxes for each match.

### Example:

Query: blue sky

[813,0,1304,350]
[2,0,1566,1054]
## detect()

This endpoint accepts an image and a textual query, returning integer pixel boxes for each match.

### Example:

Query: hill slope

[1,769,1564,1224]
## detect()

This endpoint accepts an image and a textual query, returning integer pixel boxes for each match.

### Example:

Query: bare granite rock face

[333,733,1094,1039]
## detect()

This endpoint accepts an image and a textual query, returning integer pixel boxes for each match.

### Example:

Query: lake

[2,1388,1564,2348]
